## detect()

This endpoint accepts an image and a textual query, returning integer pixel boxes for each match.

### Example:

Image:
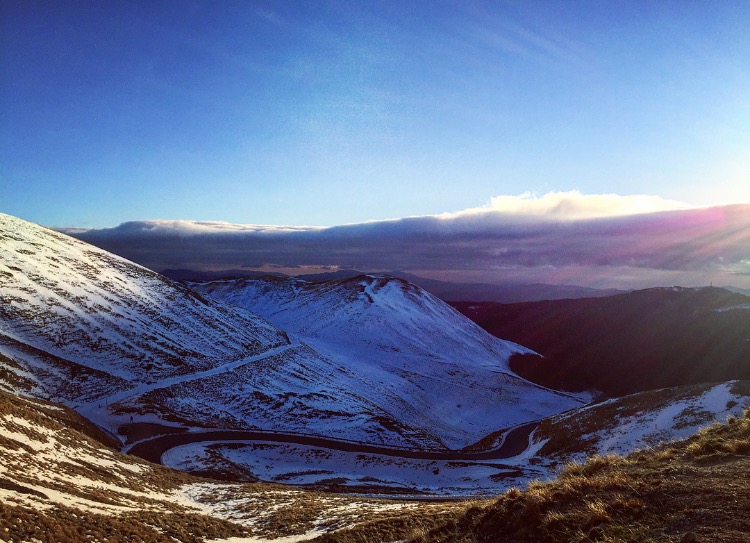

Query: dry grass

[316,408,750,543]
[257,491,331,535]
[0,503,250,543]
[312,503,465,543]
[534,382,732,460]
[684,412,750,457]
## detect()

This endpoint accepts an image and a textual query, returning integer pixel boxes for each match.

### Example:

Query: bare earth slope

[453,287,750,396]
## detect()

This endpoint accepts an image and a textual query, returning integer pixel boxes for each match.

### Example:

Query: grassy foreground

[2,390,748,542]
[315,408,750,543]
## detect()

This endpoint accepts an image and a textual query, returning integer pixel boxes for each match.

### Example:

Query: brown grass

[0,503,250,543]
[313,504,465,543]
[256,491,331,535]
[316,408,750,543]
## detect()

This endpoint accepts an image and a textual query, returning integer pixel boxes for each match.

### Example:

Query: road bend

[127,421,539,464]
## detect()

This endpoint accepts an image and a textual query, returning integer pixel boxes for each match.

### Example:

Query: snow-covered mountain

[1,212,580,449]
[191,275,586,448]
[0,213,421,446]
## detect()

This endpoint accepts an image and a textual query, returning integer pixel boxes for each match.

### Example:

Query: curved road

[127,422,539,464]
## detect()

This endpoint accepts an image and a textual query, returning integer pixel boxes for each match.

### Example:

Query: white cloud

[438,190,691,220]
[63,196,750,289]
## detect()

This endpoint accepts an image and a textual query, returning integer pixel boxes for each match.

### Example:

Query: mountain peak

[191,274,585,448]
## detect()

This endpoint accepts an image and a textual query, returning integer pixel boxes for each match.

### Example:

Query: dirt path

[127,421,538,464]
[76,341,300,424]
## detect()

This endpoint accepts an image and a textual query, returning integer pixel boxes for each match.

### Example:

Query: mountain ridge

[162,267,625,303]
[0,213,434,448]
[2,212,581,452]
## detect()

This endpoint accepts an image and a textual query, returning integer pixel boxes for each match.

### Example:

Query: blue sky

[2,0,750,228]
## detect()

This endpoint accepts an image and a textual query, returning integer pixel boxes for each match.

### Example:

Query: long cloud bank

[64,192,750,289]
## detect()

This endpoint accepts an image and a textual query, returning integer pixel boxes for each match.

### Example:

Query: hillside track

[127,421,539,464]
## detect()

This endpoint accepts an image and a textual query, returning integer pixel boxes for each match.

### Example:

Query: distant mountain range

[453,287,750,396]
[162,267,624,303]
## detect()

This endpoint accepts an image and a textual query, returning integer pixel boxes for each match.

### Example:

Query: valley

[2,211,750,541]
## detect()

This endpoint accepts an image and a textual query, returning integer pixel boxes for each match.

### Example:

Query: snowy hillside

[534,380,750,462]
[160,380,750,496]
[0,212,287,400]
[191,275,585,448]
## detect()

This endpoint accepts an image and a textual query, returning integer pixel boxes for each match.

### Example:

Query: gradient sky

[2,0,750,228]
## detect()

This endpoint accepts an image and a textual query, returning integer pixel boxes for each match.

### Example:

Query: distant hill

[161,268,286,281]
[389,271,624,303]
[453,286,750,396]
[164,267,623,303]
[295,268,366,281]
[726,285,750,296]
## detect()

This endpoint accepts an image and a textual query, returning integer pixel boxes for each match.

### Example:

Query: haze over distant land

[66,192,750,291]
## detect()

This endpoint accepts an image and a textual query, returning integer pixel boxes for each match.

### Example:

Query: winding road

[73,336,540,467]
[128,421,539,464]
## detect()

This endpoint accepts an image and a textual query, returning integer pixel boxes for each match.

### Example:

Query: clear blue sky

[2,0,749,228]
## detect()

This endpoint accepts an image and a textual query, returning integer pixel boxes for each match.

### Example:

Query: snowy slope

[111,341,440,447]
[535,380,750,462]
[191,275,585,448]
[0,212,288,399]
